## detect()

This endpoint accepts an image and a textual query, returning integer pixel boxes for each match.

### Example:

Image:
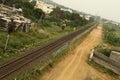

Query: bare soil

[40,24,119,80]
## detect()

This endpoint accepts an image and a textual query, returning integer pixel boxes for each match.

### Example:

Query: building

[60,8,73,13]
[0,4,31,32]
[84,15,92,21]
[34,0,55,14]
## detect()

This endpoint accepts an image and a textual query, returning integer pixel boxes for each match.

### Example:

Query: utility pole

[38,13,44,24]
[3,34,10,54]
[36,13,44,27]
[3,18,15,54]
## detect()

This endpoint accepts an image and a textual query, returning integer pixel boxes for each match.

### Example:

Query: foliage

[0,32,7,50]
[89,17,95,22]
[0,24,75,63]
[50,7,89,27]
[0,0,2,4]
[1,0,45,22]
[0,0,94,63]
[103,23,120,46]
[45,15,62,23]
[30,0,36,6]
[33,8,45,20]
[50,7,65,20]
[0,29,49,63]
[1,0,92,27]
[95,46,111,57]
[15,69,43,80]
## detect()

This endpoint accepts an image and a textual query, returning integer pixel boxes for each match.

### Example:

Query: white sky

[52,0,120,22]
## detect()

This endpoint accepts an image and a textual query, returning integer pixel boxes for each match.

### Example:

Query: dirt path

[40,24,118,80]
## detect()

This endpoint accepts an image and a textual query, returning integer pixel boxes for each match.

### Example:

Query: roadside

[40,24,119,80]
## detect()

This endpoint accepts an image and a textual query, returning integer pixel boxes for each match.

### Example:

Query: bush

[0,33,7,49]
[50,7,89,27]
[103,23,120,46]
[9,37,23,49]
[95,46,111,57]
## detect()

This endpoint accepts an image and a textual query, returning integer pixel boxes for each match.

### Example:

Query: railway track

[0,23,96,80]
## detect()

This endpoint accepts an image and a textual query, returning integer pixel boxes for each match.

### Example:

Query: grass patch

[14,69,44,80]
[0,23,95,80]
[0,22,94,64]
[0,25,75,64]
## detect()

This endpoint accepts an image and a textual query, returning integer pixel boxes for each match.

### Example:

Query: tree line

[0,0,94,28]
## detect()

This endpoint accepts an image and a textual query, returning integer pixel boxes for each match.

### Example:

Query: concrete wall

[110,51,120,63]
[92,52,120,75]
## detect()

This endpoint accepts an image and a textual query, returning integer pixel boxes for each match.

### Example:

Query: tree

[89,17,95,22]
[50,7,65,20]
[33,8,45,20]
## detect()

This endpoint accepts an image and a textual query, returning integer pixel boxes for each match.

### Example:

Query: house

[60,8,73,13]
[34,0,55,14]
[0,4,32,32]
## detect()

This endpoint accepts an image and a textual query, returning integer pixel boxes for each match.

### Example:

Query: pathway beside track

[40,24,119,80]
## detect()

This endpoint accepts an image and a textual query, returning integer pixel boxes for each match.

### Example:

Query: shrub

[95,46,111,57]
[103,23,120,46]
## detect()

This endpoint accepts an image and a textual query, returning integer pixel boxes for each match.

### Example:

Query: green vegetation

[1,0,93,24]
[49,7,92,27]
[0,0,95,80]
[94,22,120,57]
[14,28,86,80]
[103,23,120,46]
[0,0,94,63]
[14,68,44,80]
[0,25,75,63]
[95,46,111,57]
[1,0,44,22]
[0,0,93,28]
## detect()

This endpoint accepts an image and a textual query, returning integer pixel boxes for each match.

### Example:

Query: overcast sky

[52,0,120,22]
